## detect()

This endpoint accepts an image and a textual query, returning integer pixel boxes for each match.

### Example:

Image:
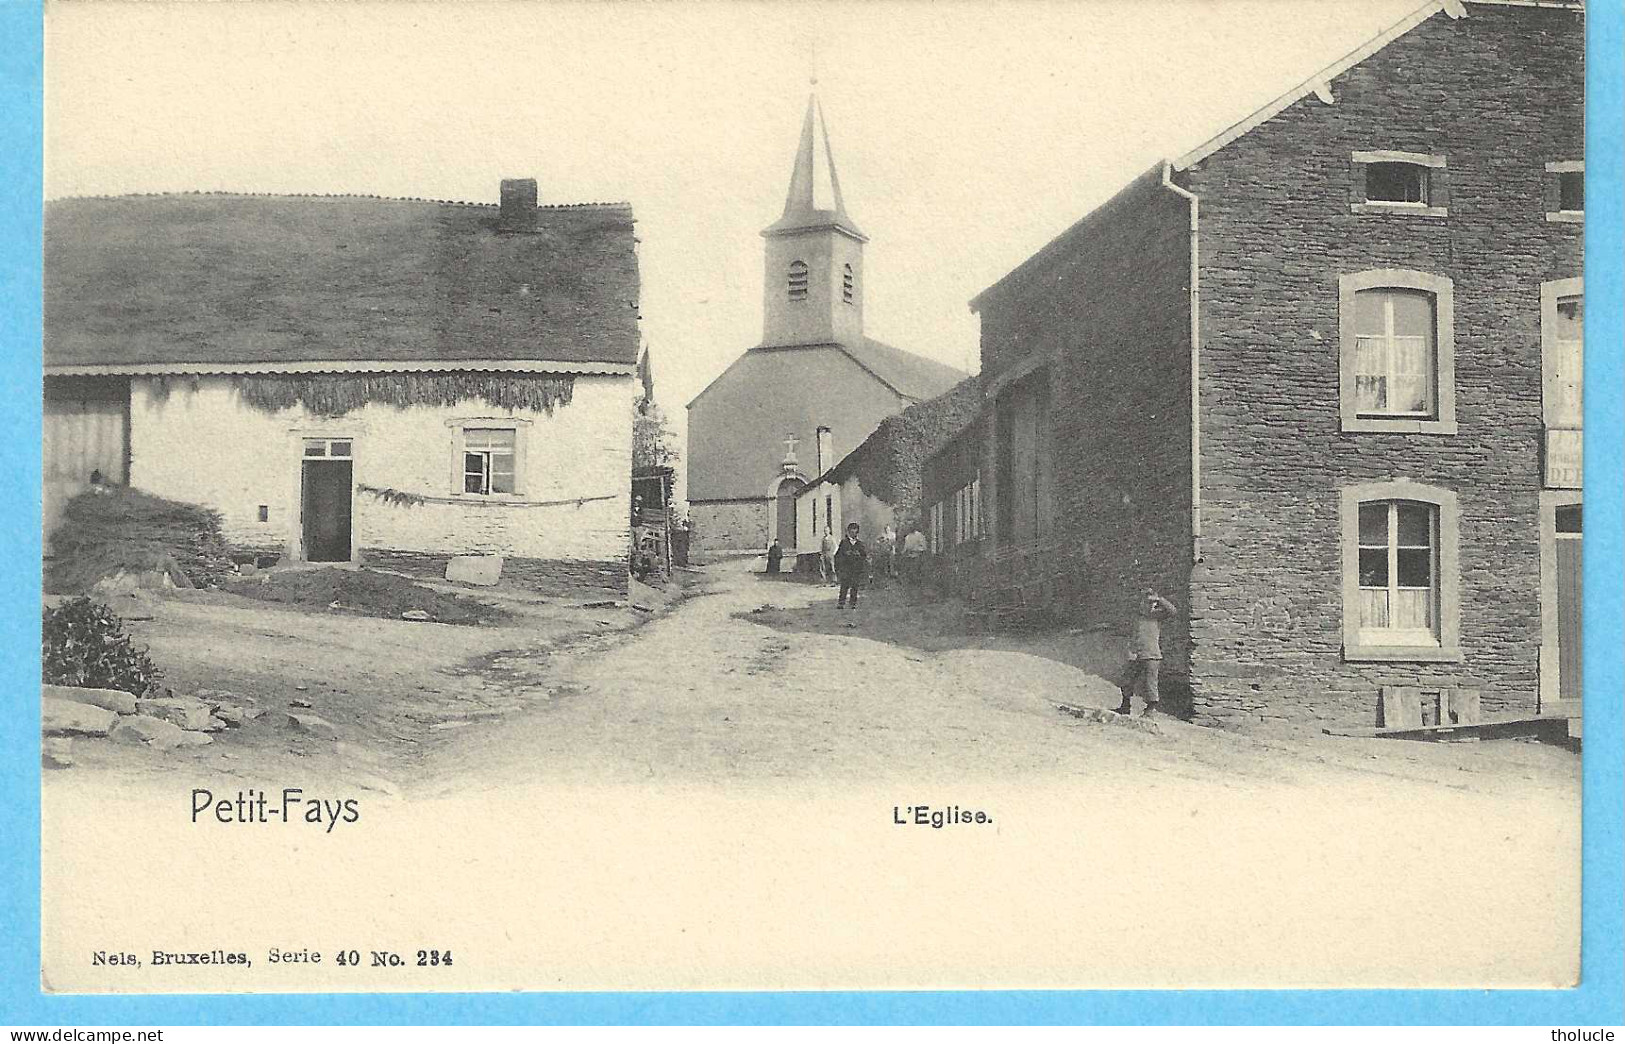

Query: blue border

[3,0,1621,1025]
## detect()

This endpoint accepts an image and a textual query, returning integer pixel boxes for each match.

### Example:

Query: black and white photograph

[38,0,1587,993]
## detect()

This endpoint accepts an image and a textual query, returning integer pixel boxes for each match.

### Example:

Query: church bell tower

[761,94,867,349]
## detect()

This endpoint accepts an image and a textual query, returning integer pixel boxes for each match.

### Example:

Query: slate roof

[44,193,640,372]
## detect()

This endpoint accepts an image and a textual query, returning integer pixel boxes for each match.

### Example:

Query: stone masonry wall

[688,499,769,556]
[973,172,1196,709]
[1180,2,1584,726]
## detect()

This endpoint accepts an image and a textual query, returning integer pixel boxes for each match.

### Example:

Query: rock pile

[40,683,264,766]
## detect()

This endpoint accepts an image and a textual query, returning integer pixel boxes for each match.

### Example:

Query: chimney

[816,426,833,476]
[498,178,538,232]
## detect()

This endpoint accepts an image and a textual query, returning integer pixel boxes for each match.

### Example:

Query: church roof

[45,192,641,373]
[762,93,866,242]
[686,338,964,411]
[840,337,965,402]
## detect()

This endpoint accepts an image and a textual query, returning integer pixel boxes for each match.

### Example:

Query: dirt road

[426,560,1582,799]
[41,560,1582,990]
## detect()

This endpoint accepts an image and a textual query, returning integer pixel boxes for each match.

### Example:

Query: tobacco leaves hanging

[233,373,575,418]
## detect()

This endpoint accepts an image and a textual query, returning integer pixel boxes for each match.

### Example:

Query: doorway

[775,479,803,550]
[301,438,353,563]
[1554,505,1582,701]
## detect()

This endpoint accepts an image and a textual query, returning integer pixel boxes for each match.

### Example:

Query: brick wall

[1179,2,1584,726]
[129,373,633,567]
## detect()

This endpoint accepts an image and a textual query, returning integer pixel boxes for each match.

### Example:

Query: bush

[46,487,238,594]
[42,597,163,695]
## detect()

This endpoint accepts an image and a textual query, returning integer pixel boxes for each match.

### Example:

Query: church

[685,93,965,557]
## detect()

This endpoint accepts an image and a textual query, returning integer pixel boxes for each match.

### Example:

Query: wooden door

[302,460,353,562]
[1556,506,1582,701]
[776,480,802,549]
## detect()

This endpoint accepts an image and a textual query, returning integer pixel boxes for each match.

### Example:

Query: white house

[44,180,641,594]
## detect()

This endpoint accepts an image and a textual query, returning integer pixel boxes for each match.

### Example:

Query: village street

[42,559,1584,989]
[422,560,1583,798]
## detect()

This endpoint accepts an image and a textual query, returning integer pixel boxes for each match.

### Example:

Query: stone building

[923,0,1584,728]
[685,93,964,557]
[45,181,641,595]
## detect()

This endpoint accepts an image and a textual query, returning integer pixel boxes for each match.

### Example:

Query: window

[788,260,809,301]
[842,263,855,304]
[1559,173,1583,213]
[1357,501,1436,645]
[303,438,352,458]
[1340,482,1460,662]
[1552,294,1583,424]
[1366,163,1428,204]
[463,428,516,495]
[1338,270,1456,433]
[1353,289,1435,417]
[1545,161,1583,222]
[1541,277,1583,488]
[1350,151,1448,216]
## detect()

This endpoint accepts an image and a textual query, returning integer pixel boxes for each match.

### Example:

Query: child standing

[1116,588,1178,717]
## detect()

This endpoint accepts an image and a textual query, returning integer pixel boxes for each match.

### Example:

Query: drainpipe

[1161,161,1202,564]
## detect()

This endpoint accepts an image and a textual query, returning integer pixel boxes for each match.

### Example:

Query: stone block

[43,684,137,716]
[43,736,74,769]
[446,555,504,586]
[42,697,117,736]
[135,697,215,731]
[110,715,188,751]
[286,712,338,740]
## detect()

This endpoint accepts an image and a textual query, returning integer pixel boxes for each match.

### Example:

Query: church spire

[764,93,866,241]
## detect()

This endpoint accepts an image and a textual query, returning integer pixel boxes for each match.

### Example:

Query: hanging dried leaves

[233,373,575,418]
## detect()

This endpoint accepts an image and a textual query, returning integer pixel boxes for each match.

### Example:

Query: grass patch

[46,487,237,594]
[232,568,512,626]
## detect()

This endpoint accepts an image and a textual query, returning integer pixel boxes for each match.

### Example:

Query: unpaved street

[426,560,1582,800]
[42,560,1583,990]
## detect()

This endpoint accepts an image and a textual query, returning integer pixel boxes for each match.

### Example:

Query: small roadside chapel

[44,180,642,595]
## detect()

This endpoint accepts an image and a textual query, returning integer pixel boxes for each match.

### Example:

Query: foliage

[234,373,575,418]
[42,597,163,695]
[633,396,680,470]
[46,487,238,594]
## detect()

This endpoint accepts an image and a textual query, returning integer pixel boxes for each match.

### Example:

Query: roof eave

[1172,0,1459,171]
[45,358,637,378]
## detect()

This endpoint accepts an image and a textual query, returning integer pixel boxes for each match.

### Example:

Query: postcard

[36,0,1591,996]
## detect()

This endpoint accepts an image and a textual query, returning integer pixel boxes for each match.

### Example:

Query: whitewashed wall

[128,374,633,563]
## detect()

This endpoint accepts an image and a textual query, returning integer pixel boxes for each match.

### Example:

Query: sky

[46,0,1425,447]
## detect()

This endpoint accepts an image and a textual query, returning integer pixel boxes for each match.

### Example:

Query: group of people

[765,520,934,607]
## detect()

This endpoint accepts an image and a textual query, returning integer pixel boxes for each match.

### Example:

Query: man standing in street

[834,522,868,609]
[1116,588,1178,717]
[901,526,927,583]
[880,523,898,581]
[819,527,838,586]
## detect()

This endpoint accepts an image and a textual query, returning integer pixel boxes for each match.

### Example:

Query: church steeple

[760,92,867,348]
[763,94,866,242]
